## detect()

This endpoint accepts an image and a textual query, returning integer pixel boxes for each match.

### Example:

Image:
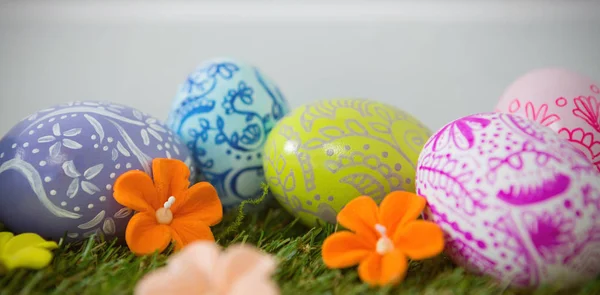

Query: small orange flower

[113,158,223,256]
[321,191,445,287]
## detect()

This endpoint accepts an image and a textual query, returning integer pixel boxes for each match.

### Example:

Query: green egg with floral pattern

[263,98,432,227]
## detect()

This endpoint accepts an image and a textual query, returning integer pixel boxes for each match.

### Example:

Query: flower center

[155,196,175,225]
[375,224,394,255]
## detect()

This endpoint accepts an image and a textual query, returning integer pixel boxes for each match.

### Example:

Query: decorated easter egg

[495,68,600,172]
[167,57,290,209]
[263,98,432,227]
[416,112,600,288]
[0,101,193,243]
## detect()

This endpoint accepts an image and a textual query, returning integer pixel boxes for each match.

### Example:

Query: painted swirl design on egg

[167,59,290,209]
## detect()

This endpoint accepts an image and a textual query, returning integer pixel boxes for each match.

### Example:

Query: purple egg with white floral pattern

[416,112,600,288]
[0,101,193,243]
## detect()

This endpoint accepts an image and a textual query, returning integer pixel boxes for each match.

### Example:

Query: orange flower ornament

[321,191,445,287]
[113,158,223,256]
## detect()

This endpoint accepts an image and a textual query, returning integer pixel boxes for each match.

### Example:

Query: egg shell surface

[416,112,600,288]
[167,57,290,209]
[495,68,600,172]
[0,101,193,243]
[263,98,432,227]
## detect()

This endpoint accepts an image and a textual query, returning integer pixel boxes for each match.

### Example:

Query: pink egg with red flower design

[495,68,600,172]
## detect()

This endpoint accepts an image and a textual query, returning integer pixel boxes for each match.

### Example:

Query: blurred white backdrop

[1,0,599,135]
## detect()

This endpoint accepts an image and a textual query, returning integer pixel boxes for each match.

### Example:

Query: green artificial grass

[1,186,599,295]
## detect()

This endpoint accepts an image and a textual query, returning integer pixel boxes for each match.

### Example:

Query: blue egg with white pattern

[167,57,291,209]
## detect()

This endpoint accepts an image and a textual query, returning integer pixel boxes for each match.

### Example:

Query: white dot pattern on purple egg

[0,101,194,243]
[416,112,600,288]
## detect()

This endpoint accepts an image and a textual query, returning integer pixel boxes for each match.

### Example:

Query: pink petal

[134,267,209,295]
[228,275,280,295]
[134,241,220,295]
[168,241,221,279]
[213,245,277,294]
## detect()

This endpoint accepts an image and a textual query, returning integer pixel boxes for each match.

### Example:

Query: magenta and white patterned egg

[416,112,600,288]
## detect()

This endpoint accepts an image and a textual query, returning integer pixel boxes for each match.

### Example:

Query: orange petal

[322,231,373,268]
[336,196,379,244]
[357,252,382,286]
[171,182,223,226]
[170,217,215,250]
[392,220,445,260]
[379,249,408,286]
[151,158,191,204]
[125,212,172,256]
[379,191,426,234]
[113,170,160,211]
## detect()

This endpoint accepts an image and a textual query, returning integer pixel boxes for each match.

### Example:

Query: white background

[1,0,599,136]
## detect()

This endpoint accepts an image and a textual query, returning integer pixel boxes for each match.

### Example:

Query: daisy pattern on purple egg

[0,101,193,243]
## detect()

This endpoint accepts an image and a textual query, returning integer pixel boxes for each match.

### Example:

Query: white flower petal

[84,114,105,143]
[83,164,104,180]
[113,208,132,219]
[141,129,150,146]
[49,142,62,158]
[103,218,116,235]
[52,123,61,136]
[62,139,83,150]
[77,210,105,229]
[111,148,118,161]
[63,128,82,137]
[81,181,101,195]
[147,128,163,142]
[109,104,124,109]
[116,141,131,157]
[149,124,166,133]
[132,110,143,121]
[67,178,80,198]
[62,160,82,178]
[37,135,56,143]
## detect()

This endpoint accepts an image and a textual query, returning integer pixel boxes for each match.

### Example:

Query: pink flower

[135,241,279,295]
